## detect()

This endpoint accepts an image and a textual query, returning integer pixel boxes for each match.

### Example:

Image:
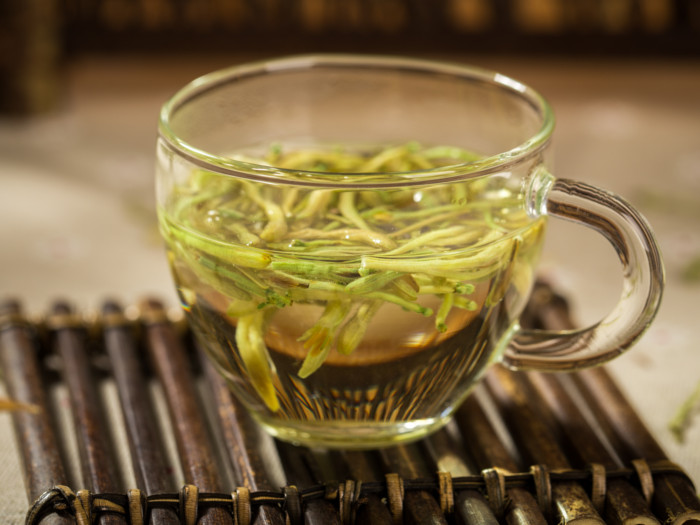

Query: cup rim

[159,54,555,188]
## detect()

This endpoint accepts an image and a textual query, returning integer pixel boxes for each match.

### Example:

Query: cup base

[253,413,454,449]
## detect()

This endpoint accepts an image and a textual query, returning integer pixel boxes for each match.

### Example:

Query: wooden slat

[0,300,72,525]
[423,428,501,525]
[455,393,550,525]
[333,450,394,525]
[7,283,700,525]
[276,441,342,525]
[528,284,700,525]
[102,300,179,525]
[51,302,126,525]
[485,365,605,524]
[140,299,232,525]
[525,371,660,525]
[198,341,286,525]
[378,444,448,525]
[573,368,700,525]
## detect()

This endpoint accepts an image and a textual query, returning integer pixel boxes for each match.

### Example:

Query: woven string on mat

[24,459,694,525]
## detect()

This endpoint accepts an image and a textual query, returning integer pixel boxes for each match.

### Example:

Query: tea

[159,143,546,447]
[157,56,664,448]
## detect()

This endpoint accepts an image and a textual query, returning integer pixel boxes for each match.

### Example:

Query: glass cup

[156,55,664,449]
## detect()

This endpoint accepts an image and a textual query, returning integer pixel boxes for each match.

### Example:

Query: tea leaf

[681,256,700,284]
[669,379,700,443]
[235,311,279,412]
[337,300,383,355]
[298,300,352,378]
[166,142,543,388]
[0,398,40,414]
[436,294,455,333]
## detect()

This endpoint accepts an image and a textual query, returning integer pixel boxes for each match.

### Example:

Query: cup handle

[503,178,665,371]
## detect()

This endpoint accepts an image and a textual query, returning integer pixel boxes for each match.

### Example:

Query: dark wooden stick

[573,368,668,461]
[573,368,700,525]
[422,427,501,525]
[529,283,700,524]
[525,371,660,525]
[140,299,232,525]
[50,301,127,524]
[527,284,668,458]
[102,300,179,525]
[353,492,396,525]
[197,341,287,525]
[455,392,549,525]
[275,441,342,525]
[485,365,605,524]
[332,450,394,525]
[377,444,448,525]
[0,300,72,525]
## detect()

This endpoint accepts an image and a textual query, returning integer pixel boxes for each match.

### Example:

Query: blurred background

[1,0,699,522]
[2,0,700,115]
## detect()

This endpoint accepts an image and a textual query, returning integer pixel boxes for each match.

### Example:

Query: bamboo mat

[1,283,698,525]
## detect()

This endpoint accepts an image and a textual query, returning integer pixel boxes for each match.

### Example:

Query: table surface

[1,54,699,523]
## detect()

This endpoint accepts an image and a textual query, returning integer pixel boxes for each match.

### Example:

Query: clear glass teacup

[156,55,664,449]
